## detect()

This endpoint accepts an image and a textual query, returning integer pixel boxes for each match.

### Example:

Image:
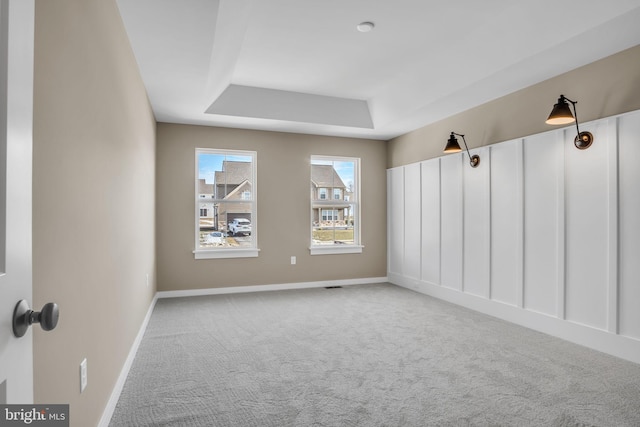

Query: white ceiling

[116,0,640,140]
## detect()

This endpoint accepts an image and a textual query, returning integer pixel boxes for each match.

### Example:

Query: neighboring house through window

[310,156,362,255]
[198,178,214,228]
[195,149,258,259]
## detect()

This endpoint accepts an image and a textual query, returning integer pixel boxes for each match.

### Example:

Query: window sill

[309,245,364,255]
[193,248,260,259]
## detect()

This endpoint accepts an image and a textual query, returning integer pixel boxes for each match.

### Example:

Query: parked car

[206,231,225,245]
[228,218,252,236]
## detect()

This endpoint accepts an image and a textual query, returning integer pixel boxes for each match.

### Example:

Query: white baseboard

[98,294,158,427]
[156,276,389,299]
[389,272,640,365]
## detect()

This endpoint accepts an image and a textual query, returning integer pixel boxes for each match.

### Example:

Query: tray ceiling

[117,0,640,140]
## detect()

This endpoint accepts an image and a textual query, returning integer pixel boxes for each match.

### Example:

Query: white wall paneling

[554,128,567,322]
[606,118,619,335]
[463,147,490,298]
[420,158,440,285]
[489,139,523,307]
[387,109,640,364]
[403,163,422,281]
[564,120,609,331]
[440,154,464,291]
[523,132,561,317]
[387,167,404,275]
[618,110,640,340]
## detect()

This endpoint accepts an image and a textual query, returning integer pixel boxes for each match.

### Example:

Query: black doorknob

[12,300,59,338]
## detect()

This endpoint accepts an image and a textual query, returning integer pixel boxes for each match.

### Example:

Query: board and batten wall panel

[387,109,640,365]
[564,121,610,330]
[387,167,404,275]
[522,132,561,317]
[489,140,523,307]
[421,159,440,285]
[618,110,640,340]
[403,163,422,281]
[463,147,490,298]
[440,154,464,291]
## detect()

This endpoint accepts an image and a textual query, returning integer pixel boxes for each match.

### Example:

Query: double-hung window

[194,149,258,259]
[310,156,362,255]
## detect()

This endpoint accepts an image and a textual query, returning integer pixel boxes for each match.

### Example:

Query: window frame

[321,209,338,221]
[310,155,363,255]
[194,148,259,259]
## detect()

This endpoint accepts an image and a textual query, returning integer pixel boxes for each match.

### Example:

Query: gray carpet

[109,283,640,426]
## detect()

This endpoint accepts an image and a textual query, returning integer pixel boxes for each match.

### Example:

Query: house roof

[223,180,252,200]
[198,178,213,195]
[215,161,251,186]
[311,164,345,188]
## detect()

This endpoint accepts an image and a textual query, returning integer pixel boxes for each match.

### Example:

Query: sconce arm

[451,132,471,162]
[451,132,480,168]
[560,95,582,137]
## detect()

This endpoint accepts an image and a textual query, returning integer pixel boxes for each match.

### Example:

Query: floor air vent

[324,286,343,289]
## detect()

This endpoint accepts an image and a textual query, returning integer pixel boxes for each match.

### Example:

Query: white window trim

[194,148,258,259]
[194,248,260,259]
[309,245,363,255]
[310,155,361,256]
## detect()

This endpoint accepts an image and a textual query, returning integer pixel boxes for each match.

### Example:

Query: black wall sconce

[545,94,594,149]
[443,132,480,168]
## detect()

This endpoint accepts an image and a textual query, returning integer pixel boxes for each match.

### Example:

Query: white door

[0,0,35,404]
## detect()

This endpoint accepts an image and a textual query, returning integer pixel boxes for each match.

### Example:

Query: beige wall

[32,1,156,426]
[388,44,640,168]
[157,124,387,291]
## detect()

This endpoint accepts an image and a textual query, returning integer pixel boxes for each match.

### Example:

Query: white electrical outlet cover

[80,358,88,393]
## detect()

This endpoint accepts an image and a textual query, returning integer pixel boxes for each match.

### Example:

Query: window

[194,149,258,259]
[310,156,362,255]
[321,209,338,221]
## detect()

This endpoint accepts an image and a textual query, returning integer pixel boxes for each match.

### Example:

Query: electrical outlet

[146,273,150,287]
[80,358,88,393]
[291,256,296,265]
